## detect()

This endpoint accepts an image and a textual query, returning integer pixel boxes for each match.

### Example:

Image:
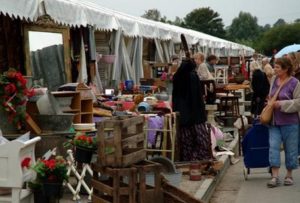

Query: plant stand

[65,149,93,201]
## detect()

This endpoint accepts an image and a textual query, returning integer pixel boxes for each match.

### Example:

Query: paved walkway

[211,155,300,203]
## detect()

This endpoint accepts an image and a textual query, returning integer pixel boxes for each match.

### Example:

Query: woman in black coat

[172,59,213,161]
[251,69,270,116]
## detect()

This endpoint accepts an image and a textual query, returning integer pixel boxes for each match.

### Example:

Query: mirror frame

[23,24,72,82]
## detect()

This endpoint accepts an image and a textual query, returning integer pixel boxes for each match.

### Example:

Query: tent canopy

[0,0,40,21]
[43,0,254,54]
[0,0,254,55]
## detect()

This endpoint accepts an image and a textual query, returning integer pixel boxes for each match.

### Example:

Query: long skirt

[179,123,213,161]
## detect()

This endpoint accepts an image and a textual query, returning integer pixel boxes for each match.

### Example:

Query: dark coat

[251,69,270,115]
[172,60,207,126]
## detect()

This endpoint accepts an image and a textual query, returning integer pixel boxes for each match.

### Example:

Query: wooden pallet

[97,116,146,167]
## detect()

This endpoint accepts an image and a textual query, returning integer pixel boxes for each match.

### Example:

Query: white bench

[0,136,41,203]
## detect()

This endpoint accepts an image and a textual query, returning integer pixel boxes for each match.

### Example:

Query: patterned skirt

[178,123,213,161]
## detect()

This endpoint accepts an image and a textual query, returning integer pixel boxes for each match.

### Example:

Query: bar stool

[218,96,240,117]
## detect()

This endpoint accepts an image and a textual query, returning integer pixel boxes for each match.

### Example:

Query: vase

[42,182,63,198]
[75,147,95,163]
[167,82,173,96]
[34,190,49,203]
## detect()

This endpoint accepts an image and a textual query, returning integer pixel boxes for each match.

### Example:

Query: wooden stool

[92,164,137,203]
[132,160,163,203]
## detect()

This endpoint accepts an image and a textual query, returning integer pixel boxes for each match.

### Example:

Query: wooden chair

[0,136,41,203]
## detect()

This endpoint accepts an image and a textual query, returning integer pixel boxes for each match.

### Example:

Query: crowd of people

[172,49,300,188]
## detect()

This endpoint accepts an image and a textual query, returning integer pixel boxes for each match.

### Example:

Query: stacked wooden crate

[96,116,146,167]
[92,116,163,203]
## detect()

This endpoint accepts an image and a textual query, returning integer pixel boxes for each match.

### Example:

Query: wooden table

[223,83,250,92]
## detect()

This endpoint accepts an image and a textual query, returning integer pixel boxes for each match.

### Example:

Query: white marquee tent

[0,0,255,85]
[0,0,254,55]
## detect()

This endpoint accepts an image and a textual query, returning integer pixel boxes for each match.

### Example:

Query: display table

[223,84,250,92]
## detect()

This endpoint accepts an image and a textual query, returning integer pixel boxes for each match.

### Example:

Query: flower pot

[75,147,95,163]
[34,190,49,203]
[42,182,63,198]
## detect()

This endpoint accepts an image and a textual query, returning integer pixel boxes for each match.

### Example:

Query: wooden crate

[133,160,163,203]
[92,164,137,203]
[97,116,146,167]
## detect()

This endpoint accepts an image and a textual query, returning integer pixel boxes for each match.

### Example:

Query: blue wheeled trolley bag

[242,120,270,180]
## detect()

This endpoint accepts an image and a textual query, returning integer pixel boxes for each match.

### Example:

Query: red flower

[21,157,31,168]
[4,83,17,94]
[24,88,35,97]
[43,159,56,170]
[87,137,92,144]
[15,72,27,87]
[161,72,167,81]
[73,134,96,149]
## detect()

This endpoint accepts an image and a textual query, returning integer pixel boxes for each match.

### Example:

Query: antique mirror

[24,24,71,90]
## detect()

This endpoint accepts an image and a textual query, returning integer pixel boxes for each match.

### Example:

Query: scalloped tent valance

[0,0,255,54]
[0,0,40,21]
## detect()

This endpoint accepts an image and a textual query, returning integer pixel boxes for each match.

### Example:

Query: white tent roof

[0,0,254,53]
[0,0,40,21]
[43,0,254,53]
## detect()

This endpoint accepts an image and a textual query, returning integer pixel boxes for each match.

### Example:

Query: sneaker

[267,177,280,188]
[283,177,293,186]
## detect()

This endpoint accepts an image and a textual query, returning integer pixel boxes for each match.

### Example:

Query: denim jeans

[298,124,300,156]
[269,124,299,169]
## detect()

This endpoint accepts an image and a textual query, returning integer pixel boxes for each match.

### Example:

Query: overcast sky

[86,0,300,26]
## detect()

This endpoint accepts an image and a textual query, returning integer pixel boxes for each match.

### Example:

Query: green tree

[184,7,226,38]
[141,9,173,24]
[273,18,286,27]
[262,24,271,32]
[142,9,162,21]
[255,23,300,55]
[227,12,261,42]
[173,16,185,27]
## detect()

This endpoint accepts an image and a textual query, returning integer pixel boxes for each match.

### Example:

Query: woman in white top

[193,52,214,80]
[262,57,274,83]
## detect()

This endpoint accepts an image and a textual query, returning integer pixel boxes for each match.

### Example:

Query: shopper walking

[267,57,300,188]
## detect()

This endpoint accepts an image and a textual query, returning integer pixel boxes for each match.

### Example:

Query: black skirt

[178,123,213,161]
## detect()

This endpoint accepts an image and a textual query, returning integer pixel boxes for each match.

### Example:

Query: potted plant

[72,133,97,163]
[31,156,68,199]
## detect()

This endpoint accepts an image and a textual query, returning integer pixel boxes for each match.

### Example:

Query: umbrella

[275,44,300,58]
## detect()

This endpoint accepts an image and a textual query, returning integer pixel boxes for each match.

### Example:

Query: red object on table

[104,101,135,111]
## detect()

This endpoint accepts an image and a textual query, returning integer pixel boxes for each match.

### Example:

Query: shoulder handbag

[260,77,290,125]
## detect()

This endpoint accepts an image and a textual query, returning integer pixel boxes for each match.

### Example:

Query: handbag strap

[270,77,291,102]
